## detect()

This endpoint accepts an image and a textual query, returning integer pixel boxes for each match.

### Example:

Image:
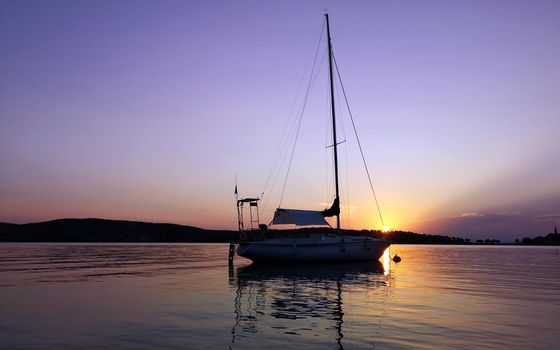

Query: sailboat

[234,13,389,263]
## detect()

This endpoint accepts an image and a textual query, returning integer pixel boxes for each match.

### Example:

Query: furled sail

[272,209,329,226]
[320,197,340,217]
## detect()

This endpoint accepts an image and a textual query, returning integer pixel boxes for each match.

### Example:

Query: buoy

[392,254,401,262]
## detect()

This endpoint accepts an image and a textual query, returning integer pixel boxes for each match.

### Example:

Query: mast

[325,13,340,230]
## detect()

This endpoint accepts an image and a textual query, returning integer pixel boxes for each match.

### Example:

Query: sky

[1,0,559,241]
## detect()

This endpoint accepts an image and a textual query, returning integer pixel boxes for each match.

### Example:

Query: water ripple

[1,243,559,349]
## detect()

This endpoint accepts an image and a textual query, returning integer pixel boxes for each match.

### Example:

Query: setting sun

[383,225,390,232]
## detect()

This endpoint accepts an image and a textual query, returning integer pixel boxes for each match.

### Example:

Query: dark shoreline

[0,218,236,243]
[1,218,558,245]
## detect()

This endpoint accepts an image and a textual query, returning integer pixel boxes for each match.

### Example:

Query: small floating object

[392,254,401,262]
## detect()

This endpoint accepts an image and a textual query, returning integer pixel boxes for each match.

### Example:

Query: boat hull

[236,235,389,263]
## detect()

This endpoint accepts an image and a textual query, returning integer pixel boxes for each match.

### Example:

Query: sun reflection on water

[382,247,391,276]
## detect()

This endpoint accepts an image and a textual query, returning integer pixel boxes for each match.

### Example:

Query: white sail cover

[272,208,329,226]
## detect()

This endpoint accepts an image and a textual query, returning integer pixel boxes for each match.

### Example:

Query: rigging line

[262,119,298,211]
[278,20,325,209]
[263,98,309,213]
[262,23,326,214]
[268,101,304,196]
[308,50,328,95]
[265,49,324,211]
[332,52,385,227]
[260,19,326,202]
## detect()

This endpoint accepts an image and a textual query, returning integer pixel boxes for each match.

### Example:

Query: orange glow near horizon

[344,210,405,232]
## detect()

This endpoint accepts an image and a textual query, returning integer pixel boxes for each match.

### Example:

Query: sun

[383,225,390,233]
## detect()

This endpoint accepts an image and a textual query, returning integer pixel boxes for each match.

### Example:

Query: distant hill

[0,218,472,244]
[3,218,554,244]
[0,218,237,243]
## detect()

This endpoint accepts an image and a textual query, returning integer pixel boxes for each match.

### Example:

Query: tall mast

[325,13,340,230]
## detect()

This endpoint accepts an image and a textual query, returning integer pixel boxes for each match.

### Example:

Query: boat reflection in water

[228,257,391,350]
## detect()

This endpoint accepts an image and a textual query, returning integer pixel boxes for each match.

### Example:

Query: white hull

[237,234,389,263]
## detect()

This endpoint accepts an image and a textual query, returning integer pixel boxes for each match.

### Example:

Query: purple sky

[1,0,559,241]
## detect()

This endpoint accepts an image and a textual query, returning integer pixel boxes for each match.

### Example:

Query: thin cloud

[412,211,543,241]
[456,212,484,218]
[535,213,560,222]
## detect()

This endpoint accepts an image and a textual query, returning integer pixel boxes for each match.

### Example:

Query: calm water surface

[1,244,559,349]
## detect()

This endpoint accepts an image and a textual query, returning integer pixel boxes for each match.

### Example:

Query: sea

[1,243,559,349]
